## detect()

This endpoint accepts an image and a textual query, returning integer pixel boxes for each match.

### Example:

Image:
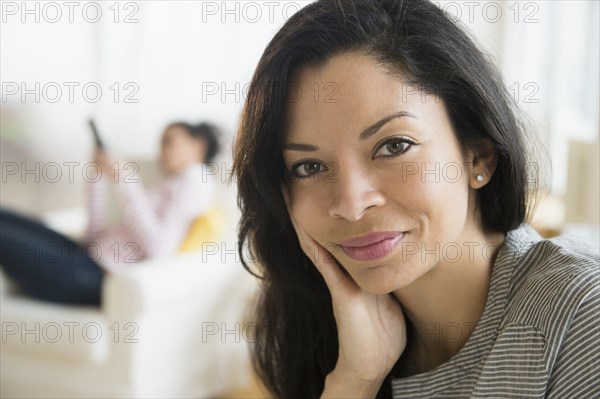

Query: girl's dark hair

[168,121,221,162]
[232,0,541,397]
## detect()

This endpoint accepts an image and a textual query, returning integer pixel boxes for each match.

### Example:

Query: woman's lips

[337,232,405,262]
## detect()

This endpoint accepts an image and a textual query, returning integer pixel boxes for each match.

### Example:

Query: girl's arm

[113,163,214,259]
[83,162,109,243]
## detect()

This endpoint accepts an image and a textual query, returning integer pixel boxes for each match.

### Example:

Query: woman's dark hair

[232,0,542,398]
[168,121,221,162]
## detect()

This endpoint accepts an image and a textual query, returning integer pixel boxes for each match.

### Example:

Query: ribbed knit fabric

[391,224,599,398]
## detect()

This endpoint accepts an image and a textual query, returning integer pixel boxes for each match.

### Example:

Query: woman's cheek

[291,184,333,239]
[289,186,316,221]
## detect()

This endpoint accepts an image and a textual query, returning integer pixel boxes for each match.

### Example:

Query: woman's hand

[92,148,123,182]
[93,148,113,175]
[282,187,407,398]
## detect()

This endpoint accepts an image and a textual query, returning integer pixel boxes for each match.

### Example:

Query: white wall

[1,1,308,160]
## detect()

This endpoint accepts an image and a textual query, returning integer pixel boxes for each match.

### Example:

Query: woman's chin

[350,262,416,295]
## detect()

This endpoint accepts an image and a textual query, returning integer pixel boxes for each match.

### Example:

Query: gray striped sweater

[391,224,599,398]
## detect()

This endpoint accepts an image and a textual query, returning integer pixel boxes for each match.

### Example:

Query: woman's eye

[374,137,415,158]
[289,161,327,180]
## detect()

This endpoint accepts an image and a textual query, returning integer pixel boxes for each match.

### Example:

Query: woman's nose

[328,163,385,221]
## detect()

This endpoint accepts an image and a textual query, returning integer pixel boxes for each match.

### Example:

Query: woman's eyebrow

[283,143,318,152]
[283,110,417,152]
[360,111,417,140]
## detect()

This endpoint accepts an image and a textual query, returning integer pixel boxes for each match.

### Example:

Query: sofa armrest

[101,251,244,319]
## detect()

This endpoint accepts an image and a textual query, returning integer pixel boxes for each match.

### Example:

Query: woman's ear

[466,139,497,188]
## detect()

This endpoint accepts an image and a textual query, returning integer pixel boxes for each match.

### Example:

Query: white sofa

[0,209,259,398]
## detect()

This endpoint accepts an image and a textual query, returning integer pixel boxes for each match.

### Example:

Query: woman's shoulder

[488,225,599,381]
[512,225,598,289]
[501,224,599,335]
[503,224,597,283]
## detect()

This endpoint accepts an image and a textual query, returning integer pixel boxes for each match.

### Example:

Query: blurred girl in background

[0,122,220,305]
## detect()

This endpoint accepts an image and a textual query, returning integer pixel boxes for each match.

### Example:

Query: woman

[231,0,599,398]
[0,122,220,305]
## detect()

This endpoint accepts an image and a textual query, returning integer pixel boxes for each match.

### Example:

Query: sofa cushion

[1,290,110,365]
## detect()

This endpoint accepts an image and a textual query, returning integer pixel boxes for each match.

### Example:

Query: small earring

[476,174,484,182]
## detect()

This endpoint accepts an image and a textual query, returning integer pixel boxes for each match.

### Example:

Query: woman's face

[160,125,205,175]
[282,53,488,294]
